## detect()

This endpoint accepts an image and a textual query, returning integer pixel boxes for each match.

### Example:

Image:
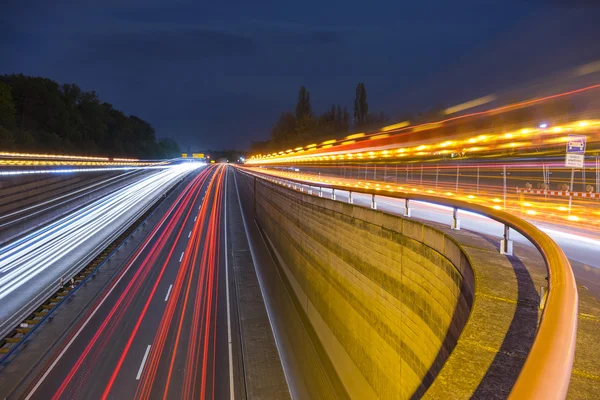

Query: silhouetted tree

[343,106,350,130]
[0,82,17,130]
[271,112,296,143]
[295,86,314,135]
[295,86,312,120]
[252,82,386,154]
[0,74,178,158]
[354,82,368,127]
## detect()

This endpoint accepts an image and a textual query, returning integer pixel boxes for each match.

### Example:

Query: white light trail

[0,163,203,300]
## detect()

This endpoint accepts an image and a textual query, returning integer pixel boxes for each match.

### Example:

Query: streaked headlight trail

[0,163,201,301]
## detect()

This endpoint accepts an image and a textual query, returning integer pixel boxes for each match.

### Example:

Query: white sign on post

[565,134,586,168]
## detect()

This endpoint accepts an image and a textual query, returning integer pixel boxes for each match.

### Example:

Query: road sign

[565,135,586,168]
[192,153,204,158]
[567,135,586,153]
[181,153,188,158]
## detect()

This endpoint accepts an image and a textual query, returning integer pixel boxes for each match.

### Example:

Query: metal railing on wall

[238,166,578,400]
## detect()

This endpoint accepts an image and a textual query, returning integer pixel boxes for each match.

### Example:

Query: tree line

[251,82,388,153]
[0,74,180,159]
[250,80,586,155]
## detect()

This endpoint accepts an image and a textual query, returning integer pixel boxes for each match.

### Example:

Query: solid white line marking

[164,284,173,301]
[136,345,151,380]
[224,168,235,400]
[179,251,184,262]
[188,230,192,238]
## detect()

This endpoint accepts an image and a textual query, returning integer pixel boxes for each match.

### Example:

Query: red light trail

[22,163,231,400]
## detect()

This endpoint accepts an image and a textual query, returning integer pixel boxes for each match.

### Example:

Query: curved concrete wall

[253,178,474,399]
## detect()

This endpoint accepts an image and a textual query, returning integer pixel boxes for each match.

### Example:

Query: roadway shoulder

[225,167,291,400]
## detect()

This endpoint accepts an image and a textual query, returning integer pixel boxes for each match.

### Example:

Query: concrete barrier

[250,176,475,399]
[0,170,150,246]
[0,173,116,215]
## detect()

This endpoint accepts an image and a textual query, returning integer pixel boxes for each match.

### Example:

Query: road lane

[0,164,201,339]
[16,164,233,400]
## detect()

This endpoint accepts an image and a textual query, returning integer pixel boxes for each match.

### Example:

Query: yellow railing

[240,166,578,400]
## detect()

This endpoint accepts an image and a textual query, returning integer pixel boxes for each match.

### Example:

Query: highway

[15,164,233,399]
[0,163,201,339]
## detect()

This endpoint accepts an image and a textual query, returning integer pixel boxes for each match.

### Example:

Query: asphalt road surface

[17,164,234,400]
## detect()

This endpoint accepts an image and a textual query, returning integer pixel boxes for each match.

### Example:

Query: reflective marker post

[403,198,411,217]
[451,207,460,230]
[501,225,514,256]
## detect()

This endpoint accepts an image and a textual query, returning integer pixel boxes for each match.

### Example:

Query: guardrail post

[371,194,377,209]
[331,188,336,200]
[500,225,513,256]
[308,186,313,195]
[451,207,460,230]
[403,198,411,217]
[348,191,353,204]
[319,187,323,197]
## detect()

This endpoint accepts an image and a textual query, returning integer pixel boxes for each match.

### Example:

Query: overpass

[0,155,598,399]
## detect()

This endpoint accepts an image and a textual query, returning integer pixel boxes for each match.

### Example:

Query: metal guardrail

[0,172,185,342]
[240,167,578,400]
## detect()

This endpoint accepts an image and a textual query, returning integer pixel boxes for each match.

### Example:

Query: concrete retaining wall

[252,177,474,399]
[0,172,118,215]
[0,170,151,245]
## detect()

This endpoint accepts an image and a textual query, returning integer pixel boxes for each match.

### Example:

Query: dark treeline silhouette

[251,82,388,154]
[249,81,585,155]
[0,74,180,159]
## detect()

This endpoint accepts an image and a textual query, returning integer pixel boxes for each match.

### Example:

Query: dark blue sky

[2,1,600,150]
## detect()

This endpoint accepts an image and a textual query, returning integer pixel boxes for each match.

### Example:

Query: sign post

[565,134,586,169]
[565,135,586,193]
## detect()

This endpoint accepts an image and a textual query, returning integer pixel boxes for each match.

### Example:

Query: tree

[342,107,350,130]
[336,105,343,126]
[254,81,387,155]
[368,111,388,127]
[295,86,312,120]
[0,74,180,158]
[0,127,15,149]
[130,115,157,158]
[60,83,83,145]
[77,91,106,154]
[295,86,313,135]
[156,138,181,158]
[271,112,296,143]
[0,82,16,130]
[354,82,368,127]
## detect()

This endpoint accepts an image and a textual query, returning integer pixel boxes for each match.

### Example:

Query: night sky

[3,1,600,150]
